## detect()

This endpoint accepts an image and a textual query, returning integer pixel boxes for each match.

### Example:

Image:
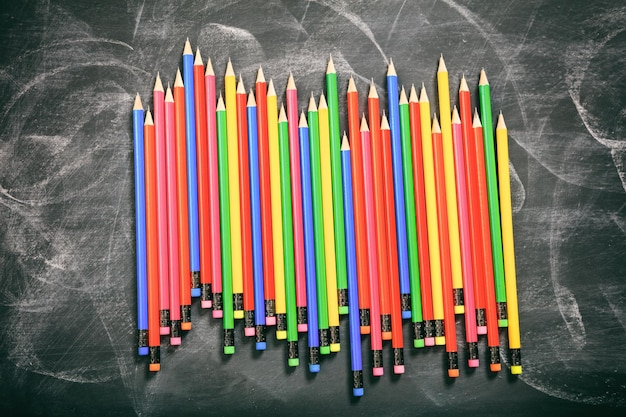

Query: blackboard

[1,0,625,416]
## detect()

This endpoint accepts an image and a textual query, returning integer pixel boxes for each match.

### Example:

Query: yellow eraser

[234,310,244,319]
[511,365,522,375]
[435,336,446,346]
[330,343,340,353]
[276,330,287,340]
[454,305,465,315]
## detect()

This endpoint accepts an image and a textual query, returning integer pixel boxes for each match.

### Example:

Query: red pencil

[347,77,370,334]
[144,109,160,371]
[286,73,307,332]
[368,82,392,341]
[408,84,435,346]
[432,115,459,377]
[153,74,170,336]
[194,49,212,309]
[459,77,487,335]
[237,75,255,336]
[174,69,192,331]
[472,109,501,372]
[381,113,405,373]
[205,58,223,319]
[165,86,181,346]
[256,66,276,325]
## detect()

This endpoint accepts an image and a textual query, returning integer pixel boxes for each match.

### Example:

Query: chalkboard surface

[1,1,625,416]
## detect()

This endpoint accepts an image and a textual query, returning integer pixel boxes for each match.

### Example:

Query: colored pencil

[268,80,287,339]
[248,90,266,349]
[165,86,181,346]
[473,110,501,372]
[419,85,445,345]
[368,82,392,341]
[299,112,320,371]
[308,95,331,355]
[347,77,370,334]
[225,59,244,318]
[341,135,364,396]
[153,73,170,335]
[194,49,212,309]
[237,76,255,336]
[318,93,341,351]
[408,85,435,346]
[174,70,192,331]
[217,94,235,354]
[496,112,522,375]
[326,56,349,314]
[437,56,464,314]
[360,120,384,376]
[133,94,148,356]
[144,110,160,371]
[286,74,308,332]
[432,115,459,378]
[452,106,478,367]
[459,76,487,334]
[256,67,276,325]
[478,69,507,327]
[399,87,424,348]
[182,39,201,297]
[381,113,405,373]
[386,60,411,319]
[279,104,299,366]
[205,58,223,318]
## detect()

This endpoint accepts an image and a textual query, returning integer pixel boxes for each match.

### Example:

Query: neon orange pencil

[174,69,192,331]
[256,67,276,325]
[432,115,459,377]
[237,76,255,336]
[368,82,391,341]
[194,49,212,309]
[408,85,435,346]
[347,77,370,334]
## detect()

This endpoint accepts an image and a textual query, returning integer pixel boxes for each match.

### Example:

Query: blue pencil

[133,94,148,356]
[299,112,320,373]
[247,90,266,351]
[341,134,363,396]
[387,59,411,319]
[183,39,201,297]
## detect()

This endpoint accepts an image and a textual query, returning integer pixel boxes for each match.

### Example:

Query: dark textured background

[0,1,625,416]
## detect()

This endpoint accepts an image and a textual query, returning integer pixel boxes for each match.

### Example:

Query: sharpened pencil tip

[452,105,461,124]
[473,108,482,127]
[387,58,397,76]
[267,79,276,97]
[360,114,369,132]
[217,93,225,111]
[341,132,350,150]
[460,76,470,92]
[145,109,154,125]
[381,112,390,130]
[347,76,357,92]
[438,54,447,73]
[318,93,327,109]
[432,114,441,132]
[237,75,245,94]
[134,93,143,110]
[257,66,265,83]
[205,57,214,76]
[308,93,317,112]
[399,86,408,104]
[419,83,429,103]
[287,73,296,90]
[194,48,203,65]
[409,84,418,103]
[327,55,336,74]
[165,85,173,102]
[497,111,506,129]
[183,38,192,55]
[479,69,489,85]
[247,89,256,106]
[299,111,308,128]
[154,73,164,92]
[278,104,287,122]
[225,59,235,76]
[368,81,379,99]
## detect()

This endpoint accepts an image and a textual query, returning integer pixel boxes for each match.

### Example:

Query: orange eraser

[149,363,161,372]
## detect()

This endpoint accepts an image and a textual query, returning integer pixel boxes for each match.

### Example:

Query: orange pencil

[368,82,391,341]
[347,76,370,334]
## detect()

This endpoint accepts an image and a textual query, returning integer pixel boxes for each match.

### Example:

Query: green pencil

[478,69,507,327]
[326,56,349,314]
[217,95,235,354]
[278,104,299,366]
[399,87,424,347]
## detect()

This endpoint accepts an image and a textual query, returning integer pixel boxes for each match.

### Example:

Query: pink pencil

[452,106,478,367]
[165,86,181,345]
[286,73,307,332]
[154,73,170,336]
[205,58,223,319]
[360,116,383,376]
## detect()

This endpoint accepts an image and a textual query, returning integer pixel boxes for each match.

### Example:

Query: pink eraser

[201,300,212,309]
[477,326,487,335]
[393,365,405,374]
[266,316,276,326]
[170,337,181,346]
[298,323,308,333]
[425,337,435,347]
[244,327,255,337]
[468,359,480,368]
[160,326,170,336]
[373,367,384,377]
[212,310,223,319]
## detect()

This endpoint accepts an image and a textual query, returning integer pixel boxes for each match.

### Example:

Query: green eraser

[320,346,331,355]
[288,358,299,367]
[414,339,425,349]
[224,346,235,355]
[498,319,509,327]
[338,306,349,315]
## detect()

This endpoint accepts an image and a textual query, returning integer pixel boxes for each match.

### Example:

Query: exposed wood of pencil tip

[451,106,461,124]
[432,114,441,133]
[278,104,287,122]
[134,93,143,110]
[247,89,256,106]
[174,68,184,87]
[267,79,276,97]
[154,73,164,92]
[318,93,328,109]
[387,58,397,76]
[165,86,174,102]
[380,112,390,130]
[205,58,214,76]
[257,66,266,83]
[287,73,296,90]
[368,80,378,99]
[399,86,408,104]
[473,109,482,127]
[216,94,226,111]
[237,75,245,94]
[327,55,336,74]
[225,59,235,76]
[438,54,447,73]
[145,109,154,125]
[459,76,470,92]
[299,111,308,128]
[497,112,506,129]
[308,93,317,112]
[348,76,357,92]
[341,133,350,150]
[360,114,369,132]
[409,84,418,103]
[479,69,489,86]
[419,83,429,103]
[183,38,192,55]
[194,48,203,65]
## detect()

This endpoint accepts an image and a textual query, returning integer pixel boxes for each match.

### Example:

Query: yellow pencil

[267,79,287,340]
[319,93,340,352]
[225,59,244,319]
[419,84,445,346]
[437,55,464,315]
[496,112,522,374]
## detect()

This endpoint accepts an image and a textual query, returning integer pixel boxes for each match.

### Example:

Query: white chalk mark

[133,0,145,41]
[386,0,408,45]
[296,0,312,42]
[508,159,526,213]
[600,284,626,333]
